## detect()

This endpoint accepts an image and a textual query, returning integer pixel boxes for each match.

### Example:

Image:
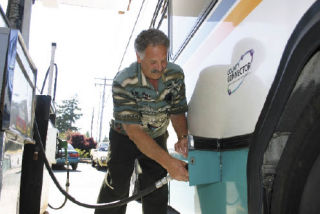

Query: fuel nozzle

[155,175,173,189]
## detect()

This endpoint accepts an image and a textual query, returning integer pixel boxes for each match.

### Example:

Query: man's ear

[136,52,142,63]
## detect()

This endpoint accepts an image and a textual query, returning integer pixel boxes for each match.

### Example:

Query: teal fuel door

[188,147,221,186]
[188,135,249,214]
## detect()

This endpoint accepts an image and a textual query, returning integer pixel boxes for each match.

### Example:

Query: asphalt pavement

[44,162,142,214]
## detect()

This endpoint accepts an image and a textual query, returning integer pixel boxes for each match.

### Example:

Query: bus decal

[184,0,262,72]
[227,49,254,95]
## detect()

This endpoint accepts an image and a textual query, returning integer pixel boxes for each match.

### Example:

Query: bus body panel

[188,148,248,214]
[173,0,315,139]
[168,0,318,213]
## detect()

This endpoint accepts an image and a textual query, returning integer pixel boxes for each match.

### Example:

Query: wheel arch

[247,1,320,213]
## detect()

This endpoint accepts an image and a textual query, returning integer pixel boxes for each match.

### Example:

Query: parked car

[53,143,79,170]
[91,143,109,169]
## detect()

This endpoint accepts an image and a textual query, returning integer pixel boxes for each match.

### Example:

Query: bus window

[169,0,214,58]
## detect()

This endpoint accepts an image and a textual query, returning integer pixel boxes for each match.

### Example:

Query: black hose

[35,122,170,209]
[48,182,68,209]
[53,64,58,102]
[40,63,58,102]
[48,161,69,210]
[40,66,50,94]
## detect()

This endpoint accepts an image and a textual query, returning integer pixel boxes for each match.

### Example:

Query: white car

[91,143,109,169]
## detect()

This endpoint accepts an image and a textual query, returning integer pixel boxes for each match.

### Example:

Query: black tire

[71,163,78,170]
[270,56,320,214]
[299,152,320,213]
[247,2,320,213]
[91,160,95,167]
[96,162,102,170]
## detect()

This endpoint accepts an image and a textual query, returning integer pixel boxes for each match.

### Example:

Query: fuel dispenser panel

[0,132,24,214]
[0,27,37,142]
[0,27,37,214]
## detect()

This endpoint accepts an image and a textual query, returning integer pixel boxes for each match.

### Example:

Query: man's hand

[175,137,188,158]
[166,156,189,181]
[170,113,188,158]
[123,123,189,181]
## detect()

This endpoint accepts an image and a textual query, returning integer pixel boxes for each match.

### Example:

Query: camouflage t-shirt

[111,62,188,138]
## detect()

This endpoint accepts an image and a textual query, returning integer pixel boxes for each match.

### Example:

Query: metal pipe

[47,42,56,96]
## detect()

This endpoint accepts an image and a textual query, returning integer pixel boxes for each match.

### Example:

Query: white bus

[130,0,320,213]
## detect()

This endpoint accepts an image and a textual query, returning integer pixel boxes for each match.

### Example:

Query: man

[95,29,188,214]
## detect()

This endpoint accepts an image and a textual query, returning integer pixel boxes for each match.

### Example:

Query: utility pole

[90,108,94,138]
[95,78,112,142]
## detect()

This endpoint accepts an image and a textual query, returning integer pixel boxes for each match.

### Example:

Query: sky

[28,0,156,141]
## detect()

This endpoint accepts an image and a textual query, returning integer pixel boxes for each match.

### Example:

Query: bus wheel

[299,151,320,213]
[270,52,320,214]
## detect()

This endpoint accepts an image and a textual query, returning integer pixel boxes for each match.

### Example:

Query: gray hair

[134,29,169,59]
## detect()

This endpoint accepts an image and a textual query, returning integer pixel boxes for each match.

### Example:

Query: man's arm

[123,123,188,181]
[170,113,188,158]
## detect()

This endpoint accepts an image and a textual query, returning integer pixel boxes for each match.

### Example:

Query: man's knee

[100,172,130,200]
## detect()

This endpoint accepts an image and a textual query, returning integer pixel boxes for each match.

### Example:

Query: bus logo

[227,49,254,95]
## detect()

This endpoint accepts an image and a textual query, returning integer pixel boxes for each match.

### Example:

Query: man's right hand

[123,124,189,181]
[166,157,189,181]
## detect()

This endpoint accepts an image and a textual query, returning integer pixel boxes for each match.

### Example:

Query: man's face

[137,44,168,80]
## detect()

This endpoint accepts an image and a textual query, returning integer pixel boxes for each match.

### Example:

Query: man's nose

[155,62,165,71]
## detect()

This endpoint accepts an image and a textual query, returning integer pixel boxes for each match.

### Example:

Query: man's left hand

[174,138,188,158]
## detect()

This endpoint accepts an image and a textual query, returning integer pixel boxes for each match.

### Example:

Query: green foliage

[85,131,90,138]
[75,148,90,158]
[56,95,83,133]
[57,130,70,140]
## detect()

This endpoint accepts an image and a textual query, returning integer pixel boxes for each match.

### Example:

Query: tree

[85,131,90,138]
[68,132,97,157]
[56,96,83,133]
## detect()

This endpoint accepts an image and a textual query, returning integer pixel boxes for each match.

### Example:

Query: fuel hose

[35,122,172,209]
[48,156,69,210]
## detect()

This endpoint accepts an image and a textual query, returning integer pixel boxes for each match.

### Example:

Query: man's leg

[138,133,169,214]
[95,129,138,214]
[139,160,168,214]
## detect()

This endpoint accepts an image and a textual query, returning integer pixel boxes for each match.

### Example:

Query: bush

[75,149,90,158]
[67,132,97,154]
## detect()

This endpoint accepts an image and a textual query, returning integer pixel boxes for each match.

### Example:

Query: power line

[117,0,146,72]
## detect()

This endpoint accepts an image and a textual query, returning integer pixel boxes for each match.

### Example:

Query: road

[45,162,142,214]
